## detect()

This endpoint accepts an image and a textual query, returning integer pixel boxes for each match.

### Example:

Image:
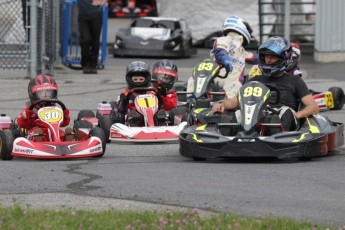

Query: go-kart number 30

[243,86,263,97]
[38,109,63,123]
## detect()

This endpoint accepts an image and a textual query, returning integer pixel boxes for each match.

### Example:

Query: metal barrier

[258,0,316,50]
[61,0,108,69]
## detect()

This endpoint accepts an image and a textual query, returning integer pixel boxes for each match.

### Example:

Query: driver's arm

[212,94,239,113]
[294,94,319,119]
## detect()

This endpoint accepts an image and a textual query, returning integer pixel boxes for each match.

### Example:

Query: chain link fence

[0,0,28,69]
[0,0,62,77]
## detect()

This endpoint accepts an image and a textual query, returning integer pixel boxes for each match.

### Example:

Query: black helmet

[152,59,178,94]
[125,61,151,89]
[28,75,58,106]
[258,36,292,76]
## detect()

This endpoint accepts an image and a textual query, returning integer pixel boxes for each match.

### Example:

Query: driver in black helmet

[17,75,73,141]
[151,59,178,111]
[116,61,164,126]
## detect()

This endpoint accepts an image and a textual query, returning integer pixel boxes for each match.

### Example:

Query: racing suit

[17,102,71,141]
[187,32,258,98]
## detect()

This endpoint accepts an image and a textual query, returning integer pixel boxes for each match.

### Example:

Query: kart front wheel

[329,87,344,110]
[90,127,106,157]
[98,115,112,143]
[0,130,14,160]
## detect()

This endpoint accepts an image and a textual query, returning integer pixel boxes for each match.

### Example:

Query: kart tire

[193,156,206,161]
[169,107,188,125]
[98,115,112,143]
[0,130,14,160]
[77,110,95,121]
[90,127,106,157]
[73,120,93,131]
[329,87,344,110]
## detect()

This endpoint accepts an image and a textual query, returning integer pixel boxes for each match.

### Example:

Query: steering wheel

[217,64,230,79]
[28,99,67,111]
[130,87,156,94]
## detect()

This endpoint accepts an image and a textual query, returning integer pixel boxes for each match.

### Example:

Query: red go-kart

[0,100,106,160]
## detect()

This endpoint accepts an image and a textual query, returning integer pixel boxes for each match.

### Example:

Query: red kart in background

[0,100,106,160]
[108,0,158,18]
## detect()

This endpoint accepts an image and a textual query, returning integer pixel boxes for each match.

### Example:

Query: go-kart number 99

[243,86,263,97]
[38,109,63,123]
[197,62,214,71]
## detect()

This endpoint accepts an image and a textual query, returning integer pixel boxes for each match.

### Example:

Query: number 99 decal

[243,86,263,97]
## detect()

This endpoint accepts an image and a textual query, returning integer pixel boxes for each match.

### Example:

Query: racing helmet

[286,42,301,72]
[151,59,178,93]
[125,61,151,89]
[223,15,252,47]
[28,75,58,106]
[258,36,292,76]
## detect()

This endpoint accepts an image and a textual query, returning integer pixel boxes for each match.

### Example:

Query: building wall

[315,0,345,62]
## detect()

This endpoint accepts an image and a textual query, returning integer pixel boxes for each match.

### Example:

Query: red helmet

[151,59,178,94]
[28,75,58,106]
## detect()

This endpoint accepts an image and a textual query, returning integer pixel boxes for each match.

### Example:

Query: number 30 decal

[44,111,59,120]
[243,87,263,97]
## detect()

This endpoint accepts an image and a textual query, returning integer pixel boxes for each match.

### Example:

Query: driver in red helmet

[17,75,72,141]
[151,59,178,111]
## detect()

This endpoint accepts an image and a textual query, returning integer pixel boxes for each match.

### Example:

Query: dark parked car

[109,17,197,58]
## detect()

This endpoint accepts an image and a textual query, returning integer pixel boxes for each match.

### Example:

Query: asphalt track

[1,39,345,226]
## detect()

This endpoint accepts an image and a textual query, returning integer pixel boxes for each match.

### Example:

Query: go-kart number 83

[244,86,263,97]
[38,109,63,123]
[197,62,214,71]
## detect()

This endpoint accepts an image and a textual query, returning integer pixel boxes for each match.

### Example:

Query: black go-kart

[179,81,344,161]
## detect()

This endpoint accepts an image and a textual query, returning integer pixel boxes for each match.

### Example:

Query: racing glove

[21,109,35,120]
[220,57,233,73]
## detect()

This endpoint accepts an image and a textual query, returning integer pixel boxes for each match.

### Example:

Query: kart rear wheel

[0,130,14,160]
[329,87,344,110]
[90,127,106,157]
[77,110,95,121]
[73,120,93,130]
[98,115,112,143]
[193,156,206,161]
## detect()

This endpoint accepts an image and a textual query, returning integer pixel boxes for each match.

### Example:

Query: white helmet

[223,16,252,47]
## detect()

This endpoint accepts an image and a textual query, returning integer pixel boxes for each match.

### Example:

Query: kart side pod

[97,101,112,116]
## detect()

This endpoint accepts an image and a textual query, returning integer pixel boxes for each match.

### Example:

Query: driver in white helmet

[187,15,258,98]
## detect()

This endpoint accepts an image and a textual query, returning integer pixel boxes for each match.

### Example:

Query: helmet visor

[153,68,177,84]
[37,90,57,101]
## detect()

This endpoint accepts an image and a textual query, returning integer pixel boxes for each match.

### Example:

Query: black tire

[0,130,14,160]
[193,156,206,161]
[77,110,95,121]
[98,115,112,143]
[90,127,106,157]
[329,87,345,110]
[73,120,93,131]
[169,107,188,125]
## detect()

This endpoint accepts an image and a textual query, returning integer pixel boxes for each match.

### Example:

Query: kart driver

[212,36,319,131]
[116,61,164,126]
[247,42,302,80]
[17,75,73,142]
[187,15,258,98]
[151,59,178,111]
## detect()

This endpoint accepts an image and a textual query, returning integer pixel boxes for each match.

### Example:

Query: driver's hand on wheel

[212,103,225,113]
[21,109,35,120]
